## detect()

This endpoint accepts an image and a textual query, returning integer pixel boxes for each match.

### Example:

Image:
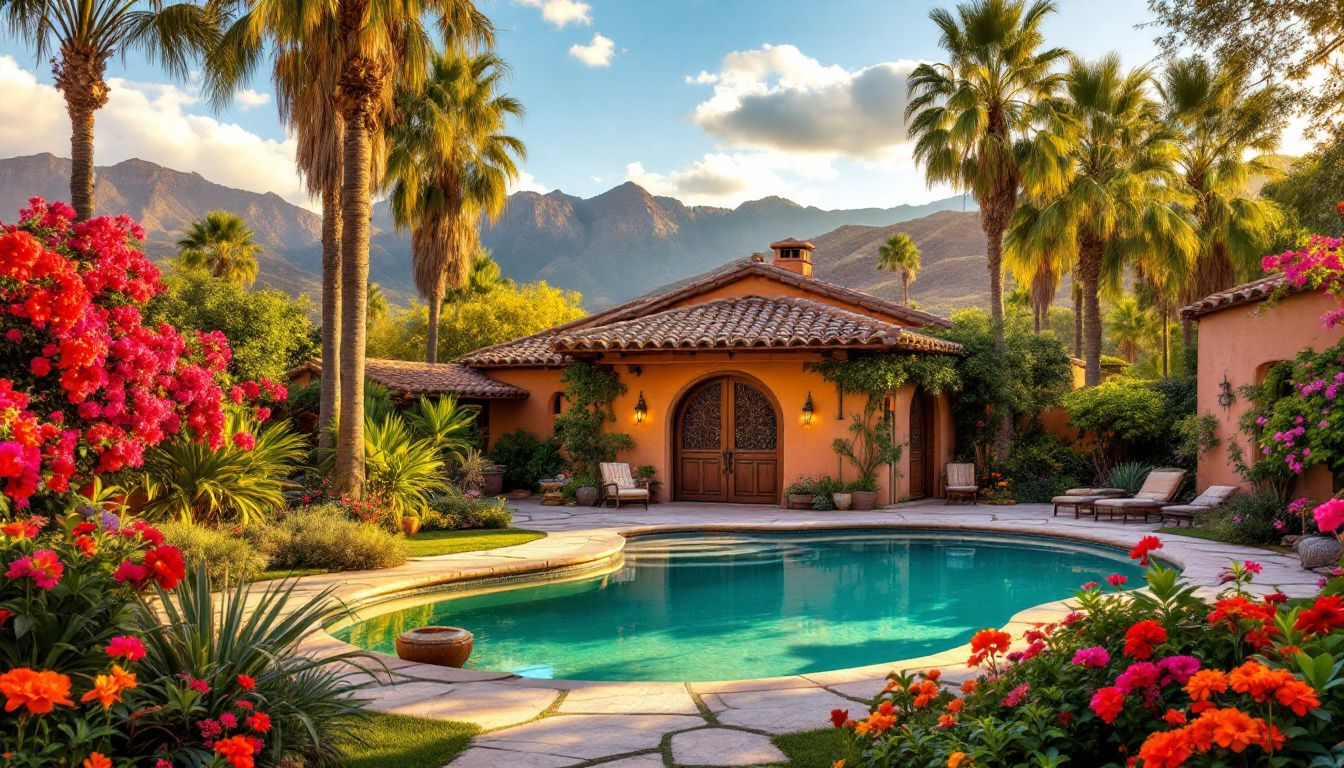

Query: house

[454,238,962,506]
[1180,275,1341,500]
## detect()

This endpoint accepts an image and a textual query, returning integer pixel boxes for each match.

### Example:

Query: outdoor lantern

[634,391,648,424]
[1217,375,1235,409]
[802,391,814,425]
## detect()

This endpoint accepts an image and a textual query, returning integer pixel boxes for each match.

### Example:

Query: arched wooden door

[675,377,780,504]
[908,389,934,499]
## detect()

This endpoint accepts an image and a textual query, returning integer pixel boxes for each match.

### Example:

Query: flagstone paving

[284,498,1320,767]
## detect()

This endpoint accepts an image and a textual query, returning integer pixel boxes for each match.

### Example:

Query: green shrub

[1105,461,1155,495]
[159,521,268,585]
[262,504,407,572]
[405,395,480,468]
[363,413,448,518]
[1205,489,1294,545]
[490,429,567,490]
[997,430,1090,502]
[811,476,843,510]
[423,493,514,530]
[1064,377,1167,470]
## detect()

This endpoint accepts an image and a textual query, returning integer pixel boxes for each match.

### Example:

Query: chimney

[768,237,815,278]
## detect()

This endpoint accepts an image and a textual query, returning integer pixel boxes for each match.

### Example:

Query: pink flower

[1116,661,1161,694]
[231,431,256,451]
[6,548,63,589]
[1156,655,1201,686]
[106,635,146,661]
[1243,560,1263,574]
[1315,498,1344,533]
[1071,646,1111,667]
[1080,581,1099,591]
[1002,683,1030,707]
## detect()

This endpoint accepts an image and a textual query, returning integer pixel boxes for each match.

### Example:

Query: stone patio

[288,498,1321,767]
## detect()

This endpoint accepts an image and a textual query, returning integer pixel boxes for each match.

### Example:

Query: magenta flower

[1071,646,1111,668]
[1315,498,1344,533]
[6,548,63,589]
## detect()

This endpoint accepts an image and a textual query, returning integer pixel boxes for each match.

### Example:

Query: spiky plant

[176,210,262,286]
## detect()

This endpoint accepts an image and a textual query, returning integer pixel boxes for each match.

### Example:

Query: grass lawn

[341,712,479,768]
[771,728,849,768]
[405,528,546,558]
[1155,526,1291,553]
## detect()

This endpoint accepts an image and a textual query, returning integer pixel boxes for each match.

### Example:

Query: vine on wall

[554,361,635,482]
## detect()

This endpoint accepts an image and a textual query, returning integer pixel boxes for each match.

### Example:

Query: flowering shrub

[0,199,268,513]
[1245,337,1344,480]
[830,537,1344,767]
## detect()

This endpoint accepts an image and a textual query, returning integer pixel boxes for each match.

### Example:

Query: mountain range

[0,153,991,313]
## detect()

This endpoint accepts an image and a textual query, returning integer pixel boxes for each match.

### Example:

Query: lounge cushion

[1053,494,1104,504]
[1160,504,1202,514]
[946,485,979,492]
[609,488,649,499]
[1095,497,1163,508]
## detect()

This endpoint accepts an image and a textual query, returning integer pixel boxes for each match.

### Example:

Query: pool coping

[300,513,1315,691]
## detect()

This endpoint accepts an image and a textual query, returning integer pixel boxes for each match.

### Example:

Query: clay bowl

[395,626,475,668]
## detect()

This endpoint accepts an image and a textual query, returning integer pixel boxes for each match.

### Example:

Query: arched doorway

[908,389,934,499]
[674,376,780,503]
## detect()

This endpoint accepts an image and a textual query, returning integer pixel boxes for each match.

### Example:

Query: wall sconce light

[1217,375,1235,409]
[634,391,648,424]
[802,391,814,426]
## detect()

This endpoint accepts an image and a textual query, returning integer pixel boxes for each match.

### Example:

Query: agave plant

[130,567,377,766]
[1106,461,1155,495]
[405,394,480,468]
[140,412,307,526]
[363,413,448,518]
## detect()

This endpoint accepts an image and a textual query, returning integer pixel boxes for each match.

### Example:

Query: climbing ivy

[807,353,960,400]
[554,361,635,480]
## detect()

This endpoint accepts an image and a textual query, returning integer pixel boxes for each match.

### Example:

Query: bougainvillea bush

[0,198,270,514]
[830,533,1344,768]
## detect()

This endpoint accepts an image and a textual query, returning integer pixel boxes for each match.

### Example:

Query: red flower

[245,712,271,733]
[106,636,146,661]
[236,674,256,691]
[1294,595,1344,636]
[143,545,186,590]
[114,561,147,585]
[1089,686,1124,724]
[1123,620,1167,659]
[0,609,11,627]
[1129,536,1162,566]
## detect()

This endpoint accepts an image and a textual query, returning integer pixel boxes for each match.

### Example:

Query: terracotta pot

[786,494,814,510]
[507,489,533,500]
[832,492,853,511]
[1297,536,1344,569]
[400,516,420,536]
[575,486,600,507]
[481,466,505,497]
[395,626,474,668]
[850,490,878,511]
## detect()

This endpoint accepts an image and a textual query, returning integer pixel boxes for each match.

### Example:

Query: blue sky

[0,0,1314,211]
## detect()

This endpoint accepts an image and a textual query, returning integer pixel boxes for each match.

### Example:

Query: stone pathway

[286,499,1321,767]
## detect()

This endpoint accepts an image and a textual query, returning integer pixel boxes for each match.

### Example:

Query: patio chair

[1092,468,1188,523]
[1051,487,1128,518]
[1158,485,1238,527]
[944,463,979,505]
[599,462,650,510]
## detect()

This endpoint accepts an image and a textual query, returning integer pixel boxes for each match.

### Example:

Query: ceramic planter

[481,465,505,497]
[850,490,878,510]
[394,626,474,668]
[786,494,814,510]
[576,486,600,507]
[832,492,853,511]
[1297,535,1344,569]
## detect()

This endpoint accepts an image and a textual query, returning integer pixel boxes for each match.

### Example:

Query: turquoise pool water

[335,530,1145,682]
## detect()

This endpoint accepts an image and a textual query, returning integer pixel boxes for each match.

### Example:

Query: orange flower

[831,761,845,768]
[214,736,255,768]
[924,669,941,681]
[947,698,964,714]
[1162,708,1187,726]
[960,679,979,695]
[1137,728,1195,768]
[937,713,956,728]
[83,753,111,768]
[1184,669,1228,701]
[969,629,1011,655]
[1227,660,1320,715]
[0,668,74,715]
[80,665,136,710]
[947,752,972,768]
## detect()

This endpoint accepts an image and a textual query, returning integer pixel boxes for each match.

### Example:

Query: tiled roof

[288,358,528,399]
[458,259,954,368]
[551,296,963,354]
[1179,275,1291,320]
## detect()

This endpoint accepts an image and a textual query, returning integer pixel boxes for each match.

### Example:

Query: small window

[551,392,565,416]
[780,248,800,259]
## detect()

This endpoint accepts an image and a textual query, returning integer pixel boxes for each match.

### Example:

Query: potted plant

[832,401,903,511]
[784,476,818,509]
[400,512,421,536]
[634,464,660,503]
[811,476,841,511]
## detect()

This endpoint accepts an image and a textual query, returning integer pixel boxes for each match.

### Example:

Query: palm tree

[876,232,922,304]
[367,282,388,324]
[1158,57,1284,309]
[1007,55,1196,386]
[905,0,1069,328]
[1105,294,1152,364]
[176,211,262,286]
[0,0,219,219]
[1004,243,1067,334]
[387,49,524,364]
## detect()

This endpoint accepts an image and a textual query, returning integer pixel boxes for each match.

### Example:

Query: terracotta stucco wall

[1196,290,1340,500]
[483,351,954,506]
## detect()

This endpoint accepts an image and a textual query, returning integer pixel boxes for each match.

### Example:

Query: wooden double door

[908,389,933,499]
[675,377,780,504]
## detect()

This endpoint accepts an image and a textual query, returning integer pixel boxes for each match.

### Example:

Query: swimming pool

[334,530,1146,682]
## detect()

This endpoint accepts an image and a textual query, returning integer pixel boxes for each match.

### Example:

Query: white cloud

[516,0,591,27]
[508,169,549,195]
[688,44,918,159]
[569,34,615,68]
[625,152,838,207]
[234,88,272,110]
[0,56,308,208]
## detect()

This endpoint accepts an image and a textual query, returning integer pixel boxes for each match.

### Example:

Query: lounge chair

[1159,485,1238,527]
[944,463,978,505]
[599,462,650,510]
[1051,487,1127,518]
[1092,468,1188,523]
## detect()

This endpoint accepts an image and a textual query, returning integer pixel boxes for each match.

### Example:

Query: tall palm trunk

[980,191,1013,457]
[1079,239,1105,386]
[332,53,380,498]
[1072,280,1083,358]
[901,273,911,305]
[318,182,342,449]
[54,49,110,220]
[426,292,442,364]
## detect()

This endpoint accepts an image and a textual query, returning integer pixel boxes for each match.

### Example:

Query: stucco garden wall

[1196,289,1341,500]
